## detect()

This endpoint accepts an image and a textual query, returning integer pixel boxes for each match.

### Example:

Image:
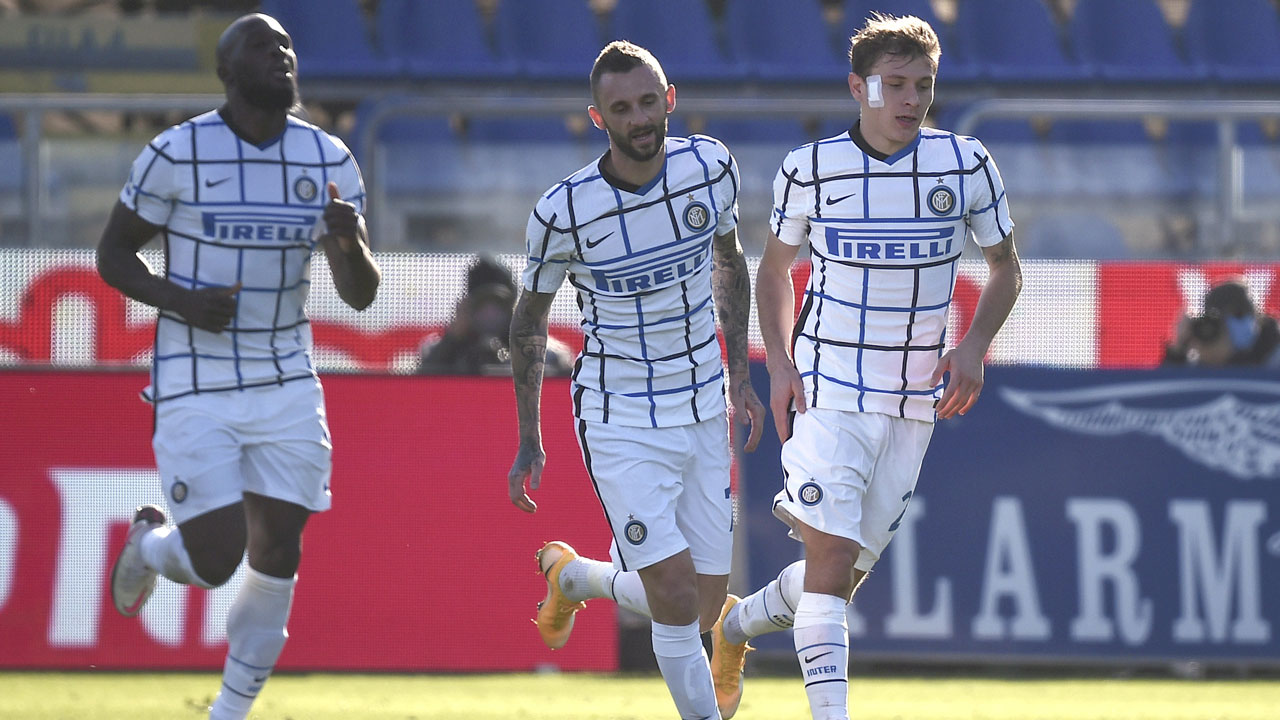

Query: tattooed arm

[508,287,557,513]
[712,228,766,452]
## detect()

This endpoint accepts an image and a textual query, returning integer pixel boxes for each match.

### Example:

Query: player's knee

[247,538,302,578]
[187,542,246,587]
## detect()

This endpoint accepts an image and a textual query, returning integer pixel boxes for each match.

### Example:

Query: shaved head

[216,13,298,112]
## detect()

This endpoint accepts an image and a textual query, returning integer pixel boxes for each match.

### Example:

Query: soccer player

[507,41,765,720]
[709,13,1022,720]
[97,14,379,720]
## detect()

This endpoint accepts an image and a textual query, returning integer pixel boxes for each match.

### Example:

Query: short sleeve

[120,137,178,227]
[328,137,366,214]
[715,145,740,236]
[770,149,815,247]
[521,194,574,294]
[964,139,1014,248]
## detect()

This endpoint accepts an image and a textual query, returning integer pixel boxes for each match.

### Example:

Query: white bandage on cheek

[866,74,884,108]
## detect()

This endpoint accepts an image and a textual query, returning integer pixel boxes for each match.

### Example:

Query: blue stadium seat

[1184,0,1280,82]
[260,0,403,79]
[508,0,612,80]
[698,117,814,146]
[1070,0,1205,81]
[613,0,746,81]
[1049,120,1150,144]
[384,0,519,80]
[953,0,1090,82]
[462,116,589,143]
[730,0,854,82]
[969,118,1044,144]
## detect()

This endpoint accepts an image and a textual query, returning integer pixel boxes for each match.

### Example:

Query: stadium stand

[612,0,746,80]
[953,0,1090,82]
[258,0,403,79]
[1183,0,1280,81]
[1069,0,1206,81]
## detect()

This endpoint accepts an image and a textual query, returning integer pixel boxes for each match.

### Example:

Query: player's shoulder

[928,127,993,161]
[536,158,602,212]
[284,114,354,160]
[143,109,221,159]
[683,133,732,159]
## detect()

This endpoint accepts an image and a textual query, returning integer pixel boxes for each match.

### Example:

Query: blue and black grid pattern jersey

[523,134,739,428]
[772,124,1013,422]
[120,109,365,402]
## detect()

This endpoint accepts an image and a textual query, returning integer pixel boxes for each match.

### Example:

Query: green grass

[2,672,1279,720]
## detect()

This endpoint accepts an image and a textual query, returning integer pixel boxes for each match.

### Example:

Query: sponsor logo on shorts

[798,481,823,506]
[294,175,319,203]
[171,480,188,504]
[624,520,648,545]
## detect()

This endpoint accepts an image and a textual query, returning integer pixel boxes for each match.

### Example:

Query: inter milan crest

[294,175,319,203]
[682,200,711,232]
[927,185,956,216]
[798,481,823,506]
[624,519,648,545]
[171,480,188,504]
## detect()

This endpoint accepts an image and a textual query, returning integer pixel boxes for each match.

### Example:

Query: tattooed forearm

[712,229,752,378]
[510,289,556,444]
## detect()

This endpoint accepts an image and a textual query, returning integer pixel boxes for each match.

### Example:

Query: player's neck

[219,100,287,146]
[855,118,915,158]
[601,146,664,189]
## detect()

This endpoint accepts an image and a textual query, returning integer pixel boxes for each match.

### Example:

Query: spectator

[1164,278,1280,367]
[419,255,571,376]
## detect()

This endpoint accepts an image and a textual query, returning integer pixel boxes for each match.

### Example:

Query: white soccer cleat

[110,505,166,617]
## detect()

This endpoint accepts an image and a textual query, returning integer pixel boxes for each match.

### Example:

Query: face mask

[1225,315,1257,351]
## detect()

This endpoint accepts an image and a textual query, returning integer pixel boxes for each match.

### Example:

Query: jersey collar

[849,121,920,165]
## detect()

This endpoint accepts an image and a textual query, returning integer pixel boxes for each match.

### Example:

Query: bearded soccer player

[708,13,1023,720]
[507,41,765,720]
[97,14,379,720]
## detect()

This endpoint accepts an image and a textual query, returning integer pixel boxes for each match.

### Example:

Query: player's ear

[847,72,863,104]
[587,105,605,130]
[665,84,677,114]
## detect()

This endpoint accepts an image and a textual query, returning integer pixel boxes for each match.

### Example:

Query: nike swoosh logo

[204,177,231,188]
[584,231,614,248]
[252,674,269,682]
[824,193,856,206]
[803,651,833,663]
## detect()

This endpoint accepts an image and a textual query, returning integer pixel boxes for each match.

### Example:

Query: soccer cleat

[110,504,166,617]
[533,541,587,650]
[711,593,753,719]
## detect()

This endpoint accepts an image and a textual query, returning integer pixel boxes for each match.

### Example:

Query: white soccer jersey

[524,135,739,428]
[772,124,1013,422]
[120,109,364,402]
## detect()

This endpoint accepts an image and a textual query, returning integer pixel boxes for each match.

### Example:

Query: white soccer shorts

[151,378,333,524]
[772,407,934,572]
[575,412,733,575]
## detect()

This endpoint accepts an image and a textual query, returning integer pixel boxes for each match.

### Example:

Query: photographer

[1164,279,1280,367]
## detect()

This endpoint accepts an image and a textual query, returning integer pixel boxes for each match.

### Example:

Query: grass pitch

[2,671,1279,719]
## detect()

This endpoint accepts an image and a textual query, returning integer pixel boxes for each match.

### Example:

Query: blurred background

[2,0,1279,683]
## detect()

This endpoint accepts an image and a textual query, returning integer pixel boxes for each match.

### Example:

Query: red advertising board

[0,371,618,671]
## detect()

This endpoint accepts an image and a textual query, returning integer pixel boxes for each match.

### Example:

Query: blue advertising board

[737,365,1280,666]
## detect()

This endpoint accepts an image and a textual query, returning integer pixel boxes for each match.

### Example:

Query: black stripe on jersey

[146,156,350,168]
[791,281,815,360]
[660,171,702,422]
[576,420,629,572]
[781,162,986,187]
[134,141,170,194]
[898,267,922,418]
[268,247,287,383]
[160,226,311,251]
[810,256,829,405]
[796,332,944,353]
[187,121,199,205]
[188,225,201,393]
[151,372,314,403]
[810,142,822,220]
[156,312,310,334]
[976,152,1009,237]
[911,147,921,218]
[543,165,731,235]
[279,138,290,207]
[530,210,558,289]
[774,165,800,236]
[564,182,586,256]
[577,329,719,363]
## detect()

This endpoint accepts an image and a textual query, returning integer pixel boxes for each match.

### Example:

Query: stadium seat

[259,0,403,79]
[697,117,815,147]
[730,0,855,82]
[846,0,980,82]
[953,0,1090,82]
[384,0,520,80]
[1048,119,1150,144]
[461,116,589,143]
[1070,0,1206,81]
[1183,0,1280,82]
[613,0,746,81]
[507,0,613,80]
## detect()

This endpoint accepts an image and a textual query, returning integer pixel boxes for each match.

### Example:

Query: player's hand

[320,182,361,253]
[932,341,985,420]
[174,282,241,333]
[508,441,547,514]
[728,374,766,452]
[766,360,806,443]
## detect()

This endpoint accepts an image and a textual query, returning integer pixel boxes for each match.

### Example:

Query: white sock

[651,619,721,720]
[559,557,651,617]
[208,567,296,720]
[139,525,214,589]
[793,592,849,720]
[723,560,804,644]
